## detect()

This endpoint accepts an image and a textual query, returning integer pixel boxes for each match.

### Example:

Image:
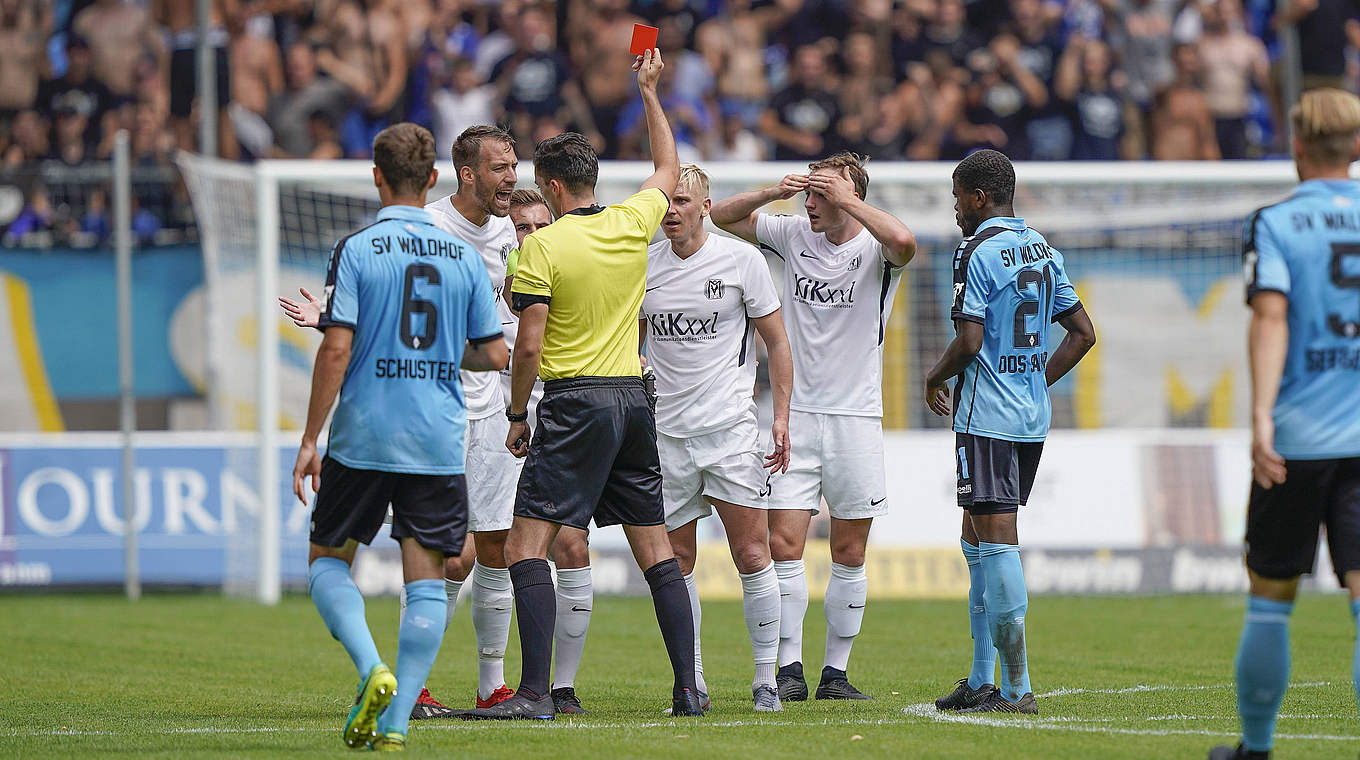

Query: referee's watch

[505,407,528,422]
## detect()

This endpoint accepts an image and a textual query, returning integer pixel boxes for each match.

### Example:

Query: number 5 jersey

[1245,178,1360,459]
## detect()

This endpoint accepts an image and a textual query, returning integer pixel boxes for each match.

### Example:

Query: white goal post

[181,156,1317,603]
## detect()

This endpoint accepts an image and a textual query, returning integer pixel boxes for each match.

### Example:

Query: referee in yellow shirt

[457,49,702,720]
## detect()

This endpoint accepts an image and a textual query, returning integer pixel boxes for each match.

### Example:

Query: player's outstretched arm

[505,302,547,458]
[279,287,323,329]
[1247,291,1289,488]
[754,309,793,473]
[806,169,917,266]
[462,338,509,371]
[293,326,353,503]
[1044,307,1096,387]
[634,49,679,199]
[709,174,809,245]
[923,320,984,417]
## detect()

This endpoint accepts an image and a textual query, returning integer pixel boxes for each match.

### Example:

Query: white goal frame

[245,158,1312,604]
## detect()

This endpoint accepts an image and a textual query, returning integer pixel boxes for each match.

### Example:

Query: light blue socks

[978,541,1030,702]
[1352,598,1360,717]
[309,557,382,679]
[962,539,996,690]
[378,580,448,737]
[1235,595,1293,752]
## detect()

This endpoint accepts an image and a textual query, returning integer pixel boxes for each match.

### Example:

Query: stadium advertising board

[0,430,1298,596]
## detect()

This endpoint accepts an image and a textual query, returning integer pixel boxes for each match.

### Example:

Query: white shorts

[658,413,769,531]
[767,410,887,520]
[464,413,523,533]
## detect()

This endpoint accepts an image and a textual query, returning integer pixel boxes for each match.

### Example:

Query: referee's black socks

[644,557,699,698]
[509,558,556,700]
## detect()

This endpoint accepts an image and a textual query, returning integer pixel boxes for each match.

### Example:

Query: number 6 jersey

[1245,178,1360,459]
[950,216,1082,443]
[318,204,504,474]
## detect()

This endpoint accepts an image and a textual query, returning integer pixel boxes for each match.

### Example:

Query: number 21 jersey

[951,217,1082,443]
[318,204,503,474]
[1245,178,1360,459]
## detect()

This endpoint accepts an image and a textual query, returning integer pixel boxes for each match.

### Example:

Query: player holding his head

[641,163,795,712]
[459,48,704,720]
[924,149,1096,715]
[292,123,508,751]
[711,152,917,701]
[1209,89,1360,760]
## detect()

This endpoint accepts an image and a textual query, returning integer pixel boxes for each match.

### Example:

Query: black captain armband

[512,292,551,311]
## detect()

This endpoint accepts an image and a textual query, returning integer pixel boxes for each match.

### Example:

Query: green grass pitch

[1,592,1356,758]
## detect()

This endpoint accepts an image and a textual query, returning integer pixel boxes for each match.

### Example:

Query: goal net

[176,156,1301,599]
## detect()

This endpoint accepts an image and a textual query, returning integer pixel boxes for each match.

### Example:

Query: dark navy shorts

[955,432,1044,515]
[1246,457,1360,585]
[514,376,665,530]
[310,456,469,556]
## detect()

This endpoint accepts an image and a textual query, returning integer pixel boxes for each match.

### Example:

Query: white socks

[774,559,808,667]
[683,572,709,694]
[552,566,593,690]
[739,562,781,687]
[469,560,513,699]
[823,561,867,672]
[400,577,464,631]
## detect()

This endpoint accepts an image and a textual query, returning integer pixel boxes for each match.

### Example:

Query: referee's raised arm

[633,49,679,199]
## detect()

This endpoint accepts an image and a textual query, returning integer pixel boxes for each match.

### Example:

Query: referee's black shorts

[514,376,665,530]
[1245,456,1360,586]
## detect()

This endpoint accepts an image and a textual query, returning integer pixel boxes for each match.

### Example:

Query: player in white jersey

[640,165,794,713]
[711,152,917,701]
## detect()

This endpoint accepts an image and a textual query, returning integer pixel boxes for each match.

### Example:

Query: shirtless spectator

[1195,0,1269,158]
[697,0,790,125]
[314,0,406,157]
[154,0,240,157]
[73,0,165,99]
[567,0,642,157]
[267,42,350,158]
[0,0,49,112]
[229,11,284,159]
[1150,42,1220,159]
[762,43,843,160]
[35,35,115,150]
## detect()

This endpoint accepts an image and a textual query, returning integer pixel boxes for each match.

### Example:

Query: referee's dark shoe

[670,688,706,717]
[958,690,1037,714]
[453,692,555,720]
[1208,745,1269,760]
[551,687,586,714]
[934,678,995,710]
[815,667,872,700]
[776,662,808,702]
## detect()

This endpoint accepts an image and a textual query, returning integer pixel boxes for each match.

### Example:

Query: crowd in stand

[0,0,1357,244]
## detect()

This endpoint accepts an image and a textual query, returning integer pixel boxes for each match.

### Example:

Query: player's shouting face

[660,180,710,243]
[468,138,519,218]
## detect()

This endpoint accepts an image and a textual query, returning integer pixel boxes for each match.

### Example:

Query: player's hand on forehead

[776,173,809,199]
[807,167,856,201]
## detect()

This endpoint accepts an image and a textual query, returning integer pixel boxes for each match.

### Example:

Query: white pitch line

[1036,681,1331,699]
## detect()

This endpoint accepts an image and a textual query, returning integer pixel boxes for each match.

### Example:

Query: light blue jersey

[1245,178,1360,460]
[318,204,503,474]
[950,217,1082,442]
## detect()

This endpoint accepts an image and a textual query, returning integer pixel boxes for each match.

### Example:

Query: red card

[629,23,659,56]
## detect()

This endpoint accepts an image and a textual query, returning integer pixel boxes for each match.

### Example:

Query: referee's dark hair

[952,149,1015,208]
[451,125,514,178]
[533,132,599,194]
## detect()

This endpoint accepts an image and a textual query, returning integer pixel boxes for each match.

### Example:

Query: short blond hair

[509,188,549,212]
[808,151,869,201]
[676,163,711,200]
[1293,89,1360,167]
